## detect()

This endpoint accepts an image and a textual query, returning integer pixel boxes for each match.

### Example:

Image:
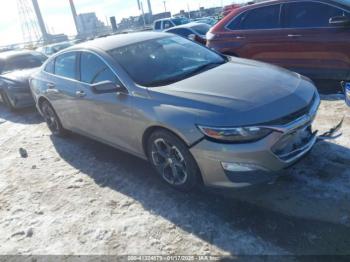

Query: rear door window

[54,52,78,80]
[228,4,281,30]
[283,1,348,28]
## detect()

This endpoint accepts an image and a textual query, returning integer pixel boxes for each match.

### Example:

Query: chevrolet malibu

[30,32,320,191]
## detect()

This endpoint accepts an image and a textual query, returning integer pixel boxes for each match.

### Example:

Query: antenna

[16,0,42,43]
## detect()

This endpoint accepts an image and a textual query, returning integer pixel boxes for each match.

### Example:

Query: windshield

[172,17,190,26]
[192,24,211,35]
[2,53,47,74]
[108,36,226,87]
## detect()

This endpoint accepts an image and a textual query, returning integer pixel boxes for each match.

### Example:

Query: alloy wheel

[151,138,188,186]
[42,103,60,134]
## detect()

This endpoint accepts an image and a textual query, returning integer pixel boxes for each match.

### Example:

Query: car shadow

[50,133,350,256]
[0,104,42,125]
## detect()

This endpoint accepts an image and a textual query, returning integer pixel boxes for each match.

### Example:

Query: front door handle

[76,90,86,98]
[287,34,302,38]
[235,36,246,39]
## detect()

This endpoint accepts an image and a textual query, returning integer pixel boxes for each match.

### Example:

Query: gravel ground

[0,95,349,258]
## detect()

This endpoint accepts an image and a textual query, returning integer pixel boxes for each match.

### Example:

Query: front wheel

[147,130,201,191]
[41,100,66,136]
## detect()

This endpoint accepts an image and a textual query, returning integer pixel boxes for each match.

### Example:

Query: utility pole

[31,0,49,42]
[163,1,167,12]
[69,0,80,35]
[187,3,191,19]
[140,1,146,28]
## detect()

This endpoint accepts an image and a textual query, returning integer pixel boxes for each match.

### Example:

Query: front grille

[264,94,317,126]
[272,125,314,158]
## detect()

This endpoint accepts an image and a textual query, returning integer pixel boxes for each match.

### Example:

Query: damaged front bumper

[190,94,343,188]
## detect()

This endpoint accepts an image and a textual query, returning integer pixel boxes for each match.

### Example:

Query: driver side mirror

[91,81,126,94]
[329,16,350,26]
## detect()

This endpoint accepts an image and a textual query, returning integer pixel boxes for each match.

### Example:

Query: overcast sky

[0,0,246,46]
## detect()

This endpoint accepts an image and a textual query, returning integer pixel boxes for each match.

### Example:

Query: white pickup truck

[153,17,190,31]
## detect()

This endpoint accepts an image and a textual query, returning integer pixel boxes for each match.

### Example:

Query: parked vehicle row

[36,41,74,56]
[164,22,211,45]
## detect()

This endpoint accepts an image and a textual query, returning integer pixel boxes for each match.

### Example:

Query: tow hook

[317,117,344,142]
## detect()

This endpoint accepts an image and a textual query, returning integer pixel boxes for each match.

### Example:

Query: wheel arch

[142,125,204,185]
[142,125,189,159]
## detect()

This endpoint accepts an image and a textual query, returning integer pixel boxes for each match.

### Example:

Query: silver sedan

[30,32,320,191]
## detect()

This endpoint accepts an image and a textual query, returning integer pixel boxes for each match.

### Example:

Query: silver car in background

[0,50,47,110]
[30,32,320,191]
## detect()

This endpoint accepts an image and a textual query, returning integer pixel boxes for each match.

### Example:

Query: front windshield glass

[108,36,226,87]
[173,17,190,25]
[3,53,47,74]
[193,24,211,35]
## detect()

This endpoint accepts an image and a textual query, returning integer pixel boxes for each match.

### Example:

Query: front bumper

[191,129,316,188]
[190,94,321,188]
[6,88,35,109]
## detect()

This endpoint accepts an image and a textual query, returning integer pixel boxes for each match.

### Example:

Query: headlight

[2,79,22,89]
[197,125,273,143]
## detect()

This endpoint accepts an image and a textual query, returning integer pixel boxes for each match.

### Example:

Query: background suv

[207,0,350,82]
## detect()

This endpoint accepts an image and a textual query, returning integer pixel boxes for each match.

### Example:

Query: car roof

[0,50,39,60]
[154,17,184,22]
[241,0,348,7]
[165,22,208,31]
[68,32,168,52]
[41,41,71,48]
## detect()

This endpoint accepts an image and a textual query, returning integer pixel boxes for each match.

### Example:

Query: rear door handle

[76,90,86,98]
[287,34,302,38]
[235,36,246,39]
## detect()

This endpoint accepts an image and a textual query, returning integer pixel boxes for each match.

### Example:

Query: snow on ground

[0,95,349,256]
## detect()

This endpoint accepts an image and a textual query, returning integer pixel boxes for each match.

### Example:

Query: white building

[77,12,110,37]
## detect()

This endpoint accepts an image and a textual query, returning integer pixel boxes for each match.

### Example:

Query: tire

[40,100,66,136]
[1,91,15,111]
[147,130,201,191]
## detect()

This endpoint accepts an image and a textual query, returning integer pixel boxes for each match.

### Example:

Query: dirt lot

[0,95,349,258]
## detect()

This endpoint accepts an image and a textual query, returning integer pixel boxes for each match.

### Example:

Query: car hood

[0,68,39,86]
[150,57,316,127]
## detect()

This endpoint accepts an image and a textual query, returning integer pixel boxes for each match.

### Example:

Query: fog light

[221,162,268,172]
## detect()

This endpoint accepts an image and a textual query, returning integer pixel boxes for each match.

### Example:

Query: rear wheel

[40,100,66,136]
[147,130,201,191]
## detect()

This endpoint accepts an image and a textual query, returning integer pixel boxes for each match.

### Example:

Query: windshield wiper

[146,61,225,87]
[186,61,225,77]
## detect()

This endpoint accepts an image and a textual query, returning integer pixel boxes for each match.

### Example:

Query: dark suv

[207,0,350,82]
